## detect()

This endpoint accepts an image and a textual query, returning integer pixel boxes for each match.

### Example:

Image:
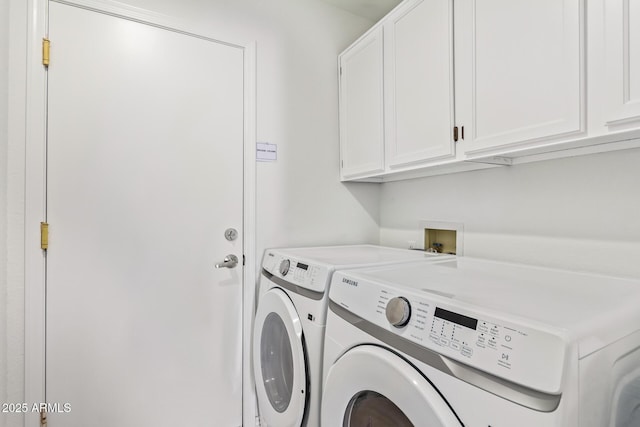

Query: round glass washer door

[253,287,307,427]
[322,345,462,427]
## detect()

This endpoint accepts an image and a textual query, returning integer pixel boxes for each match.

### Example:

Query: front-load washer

[322,257,640,426]
[253,245,452,427]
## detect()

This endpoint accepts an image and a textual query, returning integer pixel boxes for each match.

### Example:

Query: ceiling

[319,0,402,22]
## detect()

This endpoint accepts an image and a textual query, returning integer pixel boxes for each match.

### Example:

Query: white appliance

[322,257,640,426]
[253,245,451,427]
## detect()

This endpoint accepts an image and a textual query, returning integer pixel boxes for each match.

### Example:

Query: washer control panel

[422,304,523,371]
[334,271,568,394]
[262,251,330,293]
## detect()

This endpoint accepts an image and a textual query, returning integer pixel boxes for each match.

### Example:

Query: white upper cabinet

[339,27,385,180]
[455,0,585,155]
[384,0,455,168]
[338,0,640,182]
[604,0,640,130]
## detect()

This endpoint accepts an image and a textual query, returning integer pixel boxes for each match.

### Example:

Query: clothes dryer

[253,245,451,427]
[322,257,640,426]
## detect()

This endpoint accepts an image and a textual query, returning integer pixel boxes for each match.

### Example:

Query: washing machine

[253,245,452,427]
[322,257,640,426]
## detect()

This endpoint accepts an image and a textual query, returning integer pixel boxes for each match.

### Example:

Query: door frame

[22,0,257,425]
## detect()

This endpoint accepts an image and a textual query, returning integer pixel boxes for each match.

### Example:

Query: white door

[455,0,583,155]
[46,3,244,426]
[322,346,462,426]
[253,288,307,427]
[339,27,385,180]
[604,0,640,129]
[384,0,455,168]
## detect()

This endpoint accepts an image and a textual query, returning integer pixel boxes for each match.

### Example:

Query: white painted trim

[51,0,250,49]
[23,1,258,426]
[24,1,48,426]
[7,0,30,424]
[242,40,258,427]
[510,137,640,165]
[606,112,640,128]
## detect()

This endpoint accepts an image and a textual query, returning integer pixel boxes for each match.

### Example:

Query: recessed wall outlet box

[419,221,464,255]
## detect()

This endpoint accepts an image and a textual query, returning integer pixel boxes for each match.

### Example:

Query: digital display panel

[434,307,478,330]
[297,262,309,271]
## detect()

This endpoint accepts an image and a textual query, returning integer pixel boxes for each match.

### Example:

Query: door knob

[215,254,239,269]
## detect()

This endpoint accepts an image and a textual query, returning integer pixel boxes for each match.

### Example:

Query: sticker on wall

[256,142,277,162]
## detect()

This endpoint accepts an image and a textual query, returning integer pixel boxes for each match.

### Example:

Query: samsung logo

[342,278,358,287]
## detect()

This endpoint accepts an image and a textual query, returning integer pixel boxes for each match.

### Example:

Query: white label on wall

[256,142,277,162]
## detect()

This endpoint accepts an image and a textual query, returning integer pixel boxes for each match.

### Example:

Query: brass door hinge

[41,222,49,250]
[42,38,50,67]
[40,408,47,427]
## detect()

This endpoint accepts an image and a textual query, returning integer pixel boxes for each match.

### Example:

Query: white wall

[380,148,640,278]
[103,0,382,258]
[1,0,27,425]
[1,0,9,424]
[2,1,378,425]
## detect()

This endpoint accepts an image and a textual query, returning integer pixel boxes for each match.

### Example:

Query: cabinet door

[339,28,385,179]
[456,0,584,155]
[384,0,455,168]
[604,0,640,129]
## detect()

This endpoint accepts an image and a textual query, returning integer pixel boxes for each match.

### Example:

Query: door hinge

[42,38,50,67]
[40,222,49,250]
[40,408,47,427]
[453,126,459,142]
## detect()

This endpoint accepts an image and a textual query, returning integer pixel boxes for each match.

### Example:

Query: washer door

[253,288,307,427]
[322,345,462,426]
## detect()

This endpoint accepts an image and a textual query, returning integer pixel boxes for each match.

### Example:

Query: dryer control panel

[262,251,331,293]
[330,271,568,395]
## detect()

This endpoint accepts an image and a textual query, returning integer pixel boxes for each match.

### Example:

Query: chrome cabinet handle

[215,254,239,269]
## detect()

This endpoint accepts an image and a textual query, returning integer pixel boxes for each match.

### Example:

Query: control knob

[386,297,411,328]
[279,259,291,276]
